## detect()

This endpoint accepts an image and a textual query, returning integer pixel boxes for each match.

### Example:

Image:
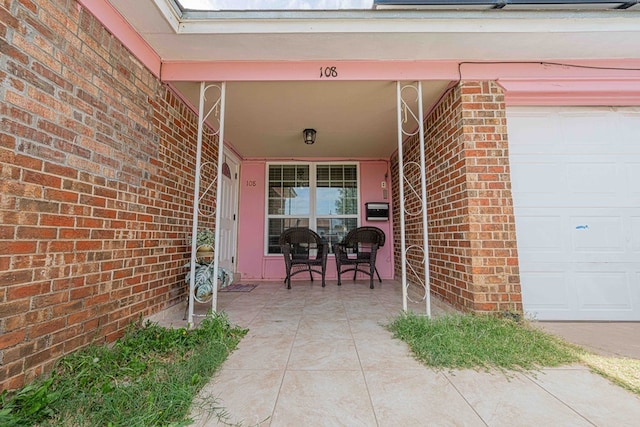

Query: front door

[219,151,239,273]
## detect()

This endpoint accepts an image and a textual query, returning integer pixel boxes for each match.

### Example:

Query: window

[267,163,359,254]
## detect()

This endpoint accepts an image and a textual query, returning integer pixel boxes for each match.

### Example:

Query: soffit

[102,0,640,159]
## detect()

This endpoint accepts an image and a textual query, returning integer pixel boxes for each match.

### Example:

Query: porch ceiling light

[303,128,316,145]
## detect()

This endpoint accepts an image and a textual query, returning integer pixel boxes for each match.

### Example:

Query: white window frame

[264,162,360,256]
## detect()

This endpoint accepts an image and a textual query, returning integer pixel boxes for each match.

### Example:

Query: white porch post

[211,82,226,313]
[187,82,207,327]
[416,81,431,317]
[397,81,431,316]
[396,81,409,312]
[187,82,226,326]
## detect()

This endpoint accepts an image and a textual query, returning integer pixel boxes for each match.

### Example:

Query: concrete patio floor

[148,280,640,426]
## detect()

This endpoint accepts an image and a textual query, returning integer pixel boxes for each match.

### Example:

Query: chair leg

[369,264,375,289]
[375,267,382,283]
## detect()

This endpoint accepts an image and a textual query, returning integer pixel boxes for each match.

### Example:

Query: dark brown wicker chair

[334,226,385,289]
[279,227,328,289]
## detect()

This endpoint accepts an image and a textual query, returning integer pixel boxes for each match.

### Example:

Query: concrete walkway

[150,281,640,426]
[537,321,640,360]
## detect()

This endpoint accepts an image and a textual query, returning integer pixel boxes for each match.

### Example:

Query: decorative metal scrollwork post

[187,82,226,327]
[396,81,431,316]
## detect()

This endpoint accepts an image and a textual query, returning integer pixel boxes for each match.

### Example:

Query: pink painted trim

[506,94,640,106]
[163,59,640,105]
[161,60,458,81]
[77,0,161,78]
[458,60,640,80]
[461,61,640,104]
[500,79,640,106]
[161,59,640,83]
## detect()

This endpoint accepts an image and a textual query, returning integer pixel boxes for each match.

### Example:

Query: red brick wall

[391,81,521,314]
[0,0,217,391]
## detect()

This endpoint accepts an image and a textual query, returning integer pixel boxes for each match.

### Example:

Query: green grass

[0,312,247,427]
[387,312,581,371]
[387,312,640,395]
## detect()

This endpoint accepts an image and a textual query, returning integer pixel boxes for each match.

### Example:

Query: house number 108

[320,66,338,78]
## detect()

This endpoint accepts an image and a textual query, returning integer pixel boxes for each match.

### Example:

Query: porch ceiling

[172,80,450,159]
[103,0,640,158]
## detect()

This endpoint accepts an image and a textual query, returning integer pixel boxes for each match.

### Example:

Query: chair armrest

[319,241,329,256]
[280,244,292,257]
[333,243,348,254]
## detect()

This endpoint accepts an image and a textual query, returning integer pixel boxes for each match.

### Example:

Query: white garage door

[507,106,640,321]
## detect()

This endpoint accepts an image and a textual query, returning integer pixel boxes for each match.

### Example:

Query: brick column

[391,81,521,314]
[461,81,521,313]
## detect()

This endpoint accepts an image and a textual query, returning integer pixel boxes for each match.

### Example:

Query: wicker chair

[333,226,385,289]
[279,227,328,289]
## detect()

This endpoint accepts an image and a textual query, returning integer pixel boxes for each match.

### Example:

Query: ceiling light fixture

[303,128,316,145]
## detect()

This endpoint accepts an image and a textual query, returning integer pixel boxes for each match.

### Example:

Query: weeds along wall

[391,82,522,314]
[0,0,218,391]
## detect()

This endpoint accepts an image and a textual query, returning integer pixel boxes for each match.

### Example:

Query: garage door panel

[557,111,616,147]
[616,110,640,138]
[575,271,633,312]
[508,106,640,320]
[632,217,640,252]
[628,164,640,198]
[520,271,571,313]
[571,216,625,254]
[566,162,619,195]
[505,111,556,153]
[516,215,563,253]
[510,161,562,196]
[511,160,625,208]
